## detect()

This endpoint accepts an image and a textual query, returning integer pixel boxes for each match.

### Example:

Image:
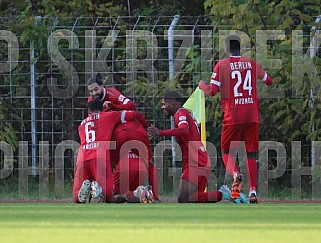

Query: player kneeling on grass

[87,77,160,202]
[112,150,154,203]
[73,99,150,203]
[148,91,247,203]
[109,117,160,203]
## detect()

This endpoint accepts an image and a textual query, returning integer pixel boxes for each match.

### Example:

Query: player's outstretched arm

[121,111,150,128]
[257,64,273,86]
[108,100,136,111]
[148,124,189,138]
[199,80,219,96]
[263,74,273,86]
[147,125,160,139]
[107,88,137,111]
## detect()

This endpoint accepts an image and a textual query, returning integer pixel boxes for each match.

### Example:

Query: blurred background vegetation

[0,0,321,200]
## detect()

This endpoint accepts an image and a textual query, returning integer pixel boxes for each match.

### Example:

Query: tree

[204,0,321,156]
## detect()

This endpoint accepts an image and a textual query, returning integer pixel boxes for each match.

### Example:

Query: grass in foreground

[0,203,320,243]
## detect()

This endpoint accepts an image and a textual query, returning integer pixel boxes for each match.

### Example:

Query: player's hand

[199,80,213,96]
[199,80,207,88]
[103,101,112,111]
[147,125,160,139]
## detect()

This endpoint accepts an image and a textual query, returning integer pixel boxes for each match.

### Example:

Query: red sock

[247,157,257,189]
[222,153,239,176]
[148,163,159,200]
[103,190,113,203]
[191,191,222,203]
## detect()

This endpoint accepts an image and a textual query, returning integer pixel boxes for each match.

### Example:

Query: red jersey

[211,56,268,125]
[78,112,122,161]
[160,108,209,170]
[87,87,136,111]
[78,111,149,161]
[87,87,137,130]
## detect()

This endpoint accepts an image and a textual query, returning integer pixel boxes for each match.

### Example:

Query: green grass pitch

[0,203,321,243]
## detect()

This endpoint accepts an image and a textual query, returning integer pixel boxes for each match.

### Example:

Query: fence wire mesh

[1,15,321,200]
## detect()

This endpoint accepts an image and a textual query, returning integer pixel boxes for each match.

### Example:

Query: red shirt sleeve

[121,111,150,128]
[210,62,221,95]
[159,109,189,137]
[199,62,220,96]
[106,88,137,111]
[159,126,189,136]
[255,62,272,86]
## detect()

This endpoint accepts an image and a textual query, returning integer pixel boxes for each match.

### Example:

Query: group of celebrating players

[72,35,272,204]
[73,77,159,203]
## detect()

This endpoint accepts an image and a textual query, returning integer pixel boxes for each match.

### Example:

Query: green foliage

[184,46,202,76]
[1,1,130,151]
[1,0,321,187]
[125,76,182,110]
[203,1,321,166]
[130,0,205,16]
[0,99,20,148]
[0,122,18,148]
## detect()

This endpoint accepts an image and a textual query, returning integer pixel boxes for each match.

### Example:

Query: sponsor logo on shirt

[118,95,125,102]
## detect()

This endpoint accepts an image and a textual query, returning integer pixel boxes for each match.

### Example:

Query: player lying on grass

[73,99,150,203]
[87,77,159,201]
[148,90,247,203]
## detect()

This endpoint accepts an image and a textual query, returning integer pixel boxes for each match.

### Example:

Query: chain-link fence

[1,15,321,200]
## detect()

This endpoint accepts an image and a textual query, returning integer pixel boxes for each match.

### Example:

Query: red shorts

[113,154,147,194]
[181,166,210,192]
[221,122,259,152]
[110,127,152,163]
[72,157,113,202]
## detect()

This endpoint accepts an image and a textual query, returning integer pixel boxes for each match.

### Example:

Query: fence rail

[0,15,320,200]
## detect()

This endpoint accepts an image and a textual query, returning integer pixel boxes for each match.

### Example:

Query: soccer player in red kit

[87,77,136,111]
[111,126,157,203]
[113,150,153,203]
[86,77,159,201]
[199,35,273,203]
[73,99,150,203]
[148,91,231,203]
